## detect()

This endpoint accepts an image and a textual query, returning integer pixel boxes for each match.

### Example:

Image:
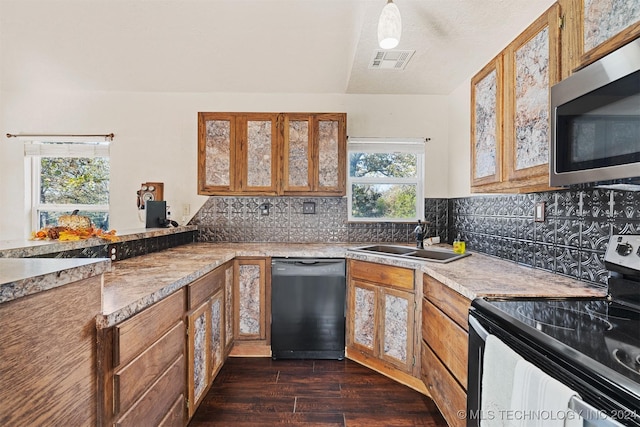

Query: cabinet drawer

[158,394,185,427]
[350,260,414,291]
[115,354,185,427]
[188,267,224,309]
[114,321,185,413]
[422,299,468,389]
[421,341,466,427]
[114,290,185,366]
[423,274,470,331]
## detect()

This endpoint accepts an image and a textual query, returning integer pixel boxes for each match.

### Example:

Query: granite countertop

[98,242,607,328]
[0,258,111,303]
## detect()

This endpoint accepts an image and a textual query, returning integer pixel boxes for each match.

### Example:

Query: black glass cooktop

[475,297,640,398]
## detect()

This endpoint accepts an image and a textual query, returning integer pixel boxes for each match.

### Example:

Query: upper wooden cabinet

[559,0,640,76]
[471,4,561,193]
[282,113,346,195]
[198,112,346,196]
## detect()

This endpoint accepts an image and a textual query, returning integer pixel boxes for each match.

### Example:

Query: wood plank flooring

[189,357,448,427]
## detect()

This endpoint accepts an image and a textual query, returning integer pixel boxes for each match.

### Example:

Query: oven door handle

[468,314,489,341]
[568,396,625,427]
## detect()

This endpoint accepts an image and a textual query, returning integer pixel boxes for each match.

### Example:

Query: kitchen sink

[350,244,471,263]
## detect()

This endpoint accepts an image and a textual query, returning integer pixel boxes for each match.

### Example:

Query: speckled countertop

[0,258,110,303]
[98,242,608,328]
[0,239,608,328]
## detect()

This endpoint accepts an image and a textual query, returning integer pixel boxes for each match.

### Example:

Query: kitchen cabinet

[1,276,102,426]
[347,260,420,384]
[559,0,640,76]
[186,265,226,419]
[421,274,471,427]
[282,113,346,195]
[233,257,270,354]
[97,289,186,427]
[198,112,346,196]
[223,261,235,355]
[198,112,279,195]
[471,4,560,193]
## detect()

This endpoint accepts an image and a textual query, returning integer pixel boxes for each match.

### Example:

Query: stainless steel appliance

[271,258,346,360]
[550,38,640,188]
[467,234,640,426]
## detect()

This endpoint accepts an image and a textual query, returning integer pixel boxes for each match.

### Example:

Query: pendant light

[377,0,402,49]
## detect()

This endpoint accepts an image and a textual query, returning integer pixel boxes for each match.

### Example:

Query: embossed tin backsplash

[193,189,640,287]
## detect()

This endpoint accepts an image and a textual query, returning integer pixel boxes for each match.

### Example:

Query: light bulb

[378,0,401,49]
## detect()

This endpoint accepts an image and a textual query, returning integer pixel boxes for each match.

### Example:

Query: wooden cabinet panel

[471,4,560,193]
[114,290,185,366]
[158,394,185,427]
[503,4,560,185]
[422,299,468,389]
[471,54,503,188]
[349,279,378,354]
[234,258,267,341]
[188,267,224,309]
[198,113,237,193]
[349,260,414,291]
[240,114,280,193]
[421,341,466,427]
[576,0,640,68]
[423,274,471,331]
[116,354,185,427]
[114,321,185,413]
[315,113,346,194]
[199,111,346,196]
[209,289,224,378]
[187,300,209,418]
[224,263,234,352]
[0,276,102,427]
[381,288,415,372]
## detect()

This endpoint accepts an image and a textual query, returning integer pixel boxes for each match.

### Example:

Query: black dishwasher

[271,258,346,360]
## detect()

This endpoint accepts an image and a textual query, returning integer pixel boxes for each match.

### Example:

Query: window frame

[26,141,111,231]
[347,138,425,223]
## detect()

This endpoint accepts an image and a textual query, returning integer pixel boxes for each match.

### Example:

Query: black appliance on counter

[271,258,346,360]
[468,234,640,427]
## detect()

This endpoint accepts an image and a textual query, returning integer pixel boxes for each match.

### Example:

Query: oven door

[467,306,629,427]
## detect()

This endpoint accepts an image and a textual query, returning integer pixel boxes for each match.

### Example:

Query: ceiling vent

[368,49,415,70]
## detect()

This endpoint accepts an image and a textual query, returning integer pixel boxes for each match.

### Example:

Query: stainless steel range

[467,235,640,427]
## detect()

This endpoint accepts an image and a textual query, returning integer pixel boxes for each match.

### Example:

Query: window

[347,138,425,222]
[26,141,110,230]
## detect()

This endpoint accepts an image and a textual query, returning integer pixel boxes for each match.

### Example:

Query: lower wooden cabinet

[421,273,471,427]
[98,289,186,426]
[186,263,228,418]
[347,260,419,385]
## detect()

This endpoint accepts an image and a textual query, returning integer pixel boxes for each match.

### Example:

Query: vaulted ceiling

[1,0,556,95]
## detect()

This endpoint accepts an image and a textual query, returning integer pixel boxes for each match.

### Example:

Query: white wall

[0,90,448,240]
[447,78,473,197]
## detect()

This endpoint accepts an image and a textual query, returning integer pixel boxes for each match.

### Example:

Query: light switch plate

[534,201,546,222]
[302,201,316,214]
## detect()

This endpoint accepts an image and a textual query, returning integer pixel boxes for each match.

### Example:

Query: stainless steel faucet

[414,220,426,249]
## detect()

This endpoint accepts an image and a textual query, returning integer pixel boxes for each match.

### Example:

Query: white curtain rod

[7,133,115,141]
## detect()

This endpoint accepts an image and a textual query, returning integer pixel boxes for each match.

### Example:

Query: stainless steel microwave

[550,38,640,187]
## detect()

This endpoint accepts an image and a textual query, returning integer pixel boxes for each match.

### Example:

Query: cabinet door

[234,258,267,341]
[283,114,313,193]
[209,289,224,379]
[224,263,234,353]
[503,4,560,185]
[238,113,280,194]
[577,0,640,68]
[314,113,346,195]
[348,279,378,355]
[198,112,237,194]
[380,288,415,373]
[187,300,209,418]
[471,55,503,189]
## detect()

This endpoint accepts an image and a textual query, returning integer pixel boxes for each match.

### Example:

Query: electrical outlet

[302,201,316,214]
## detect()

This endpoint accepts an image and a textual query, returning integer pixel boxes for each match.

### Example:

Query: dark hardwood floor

[189,357,448,427]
